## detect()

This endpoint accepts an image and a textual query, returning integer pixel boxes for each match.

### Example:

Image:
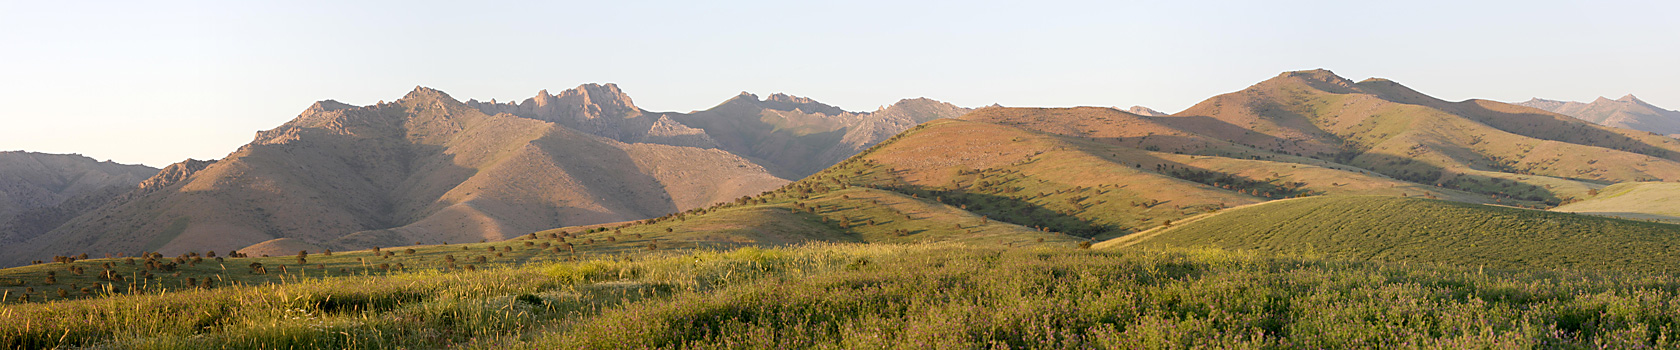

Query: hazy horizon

[3,0,1678,167]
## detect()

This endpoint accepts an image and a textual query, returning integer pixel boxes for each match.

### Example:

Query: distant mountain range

[478,68,1680,272]
[1518,95,1680,136]
[0,152,156,248]
[8,70,1680,270]
[0,86,966,266]
[1124,106,1170,116]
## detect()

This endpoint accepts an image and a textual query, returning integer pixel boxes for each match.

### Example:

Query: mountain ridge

[0,151,158,247]
[0,85,966,267]
[1518,94,1680,136]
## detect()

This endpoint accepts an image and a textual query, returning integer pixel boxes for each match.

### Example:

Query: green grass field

[11,244,1680,349]
[1116,195,1680,273]
[1553,182,1680,222]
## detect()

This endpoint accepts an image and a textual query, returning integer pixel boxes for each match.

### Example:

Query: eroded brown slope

[2,87,789,266]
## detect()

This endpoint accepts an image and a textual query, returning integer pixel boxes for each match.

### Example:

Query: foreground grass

[8,244,1680,349]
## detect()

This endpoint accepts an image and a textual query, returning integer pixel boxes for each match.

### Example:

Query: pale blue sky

[2,0,1677,167]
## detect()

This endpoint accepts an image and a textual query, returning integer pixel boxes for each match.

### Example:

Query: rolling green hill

[1552,182,1680,222]
[1111,195,1680,272]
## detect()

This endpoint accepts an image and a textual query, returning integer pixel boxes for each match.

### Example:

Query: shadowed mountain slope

[0,152,157,245]
[466,86,971,178]
[0,87,788,266]
[668,93,970,178]
[2,86,966,267]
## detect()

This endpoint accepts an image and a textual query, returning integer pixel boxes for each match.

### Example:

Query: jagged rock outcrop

[136,159,213,192]
[468,84,649,141]
[640,115,722,148]
[475,86,970,178]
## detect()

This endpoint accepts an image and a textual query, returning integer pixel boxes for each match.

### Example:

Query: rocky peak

[1275,69,1356,90]
[728,92,849,116]
[1518,98,1570,112]
[548,83,638,114]
[136,159,214,192]
[1125,106,1169,116]
[882,97,949,110]
[472,83,643,122]
[305,100,358,115]
[764,93,816,105]
[870,98,968,123]
[402,86,455,102]
[1250,69,1363,96]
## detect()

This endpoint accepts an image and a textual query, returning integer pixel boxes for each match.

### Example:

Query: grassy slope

[1552,182,1680,222]
[12,244,1680,349]
[834,115,1512,240]
[1170,70,1680,205]
[538,187,1070,247]
[1117,195,1680,273]
[0,177,1075,304]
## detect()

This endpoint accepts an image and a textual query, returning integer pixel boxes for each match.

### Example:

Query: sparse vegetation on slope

[822,114,1516,241]
[0,160,1080,305]
[1169,70,1680,205]
[0,151,157,245]
[1118,195,1680,273]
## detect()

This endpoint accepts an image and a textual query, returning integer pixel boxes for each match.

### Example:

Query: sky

[2,0,1678,167]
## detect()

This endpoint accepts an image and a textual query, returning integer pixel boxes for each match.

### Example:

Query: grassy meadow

[1553,182,1680,223]
[10,244,1680,349]
[1120,195,1680,273]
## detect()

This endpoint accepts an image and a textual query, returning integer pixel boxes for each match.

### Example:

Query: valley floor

[7,243,1680,349]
